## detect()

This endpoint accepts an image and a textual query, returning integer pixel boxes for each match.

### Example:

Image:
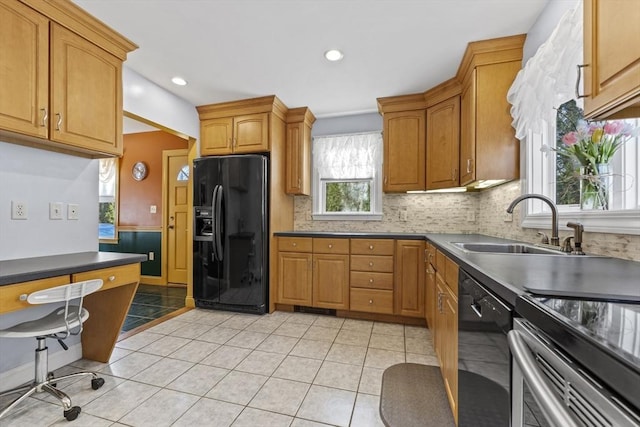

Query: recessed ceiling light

[171,76,188,86]
[324,49,344,62]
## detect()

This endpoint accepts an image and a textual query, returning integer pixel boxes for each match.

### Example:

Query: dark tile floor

[121,284,187,333]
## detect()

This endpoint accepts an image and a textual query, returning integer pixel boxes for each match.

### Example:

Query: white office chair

[0,279,105,421]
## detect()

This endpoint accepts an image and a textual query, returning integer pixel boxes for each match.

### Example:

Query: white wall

[0,143,98,260]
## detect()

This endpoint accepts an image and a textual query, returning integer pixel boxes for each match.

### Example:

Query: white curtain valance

[99,158,116,201]
[313,132,382,179]
[507,1,583,140]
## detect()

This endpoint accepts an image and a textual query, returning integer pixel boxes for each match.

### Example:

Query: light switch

[49,202,63,220]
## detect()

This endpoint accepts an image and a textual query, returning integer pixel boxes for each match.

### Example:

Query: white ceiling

[73,0,549,118]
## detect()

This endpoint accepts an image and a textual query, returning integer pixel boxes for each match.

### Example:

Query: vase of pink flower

[558,120,637,210]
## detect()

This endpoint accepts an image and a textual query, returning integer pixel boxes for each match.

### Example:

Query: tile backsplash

[293,180,640,262]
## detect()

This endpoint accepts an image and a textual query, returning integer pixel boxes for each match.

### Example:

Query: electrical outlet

[399,209,408,221]
[504,212,513,222]
[466,211,475,222]
[150,205,157,214]
[149,252,155,261]
[11,201,27,220]
[49,202,63,220]
[68,203,79,220]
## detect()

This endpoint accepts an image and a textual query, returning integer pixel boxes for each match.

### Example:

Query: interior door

[166,150,189,284]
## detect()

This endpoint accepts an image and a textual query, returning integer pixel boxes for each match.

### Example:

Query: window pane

[555,100,582,205]
[98,158,117,240]
[325,181,371,213]
[99,202,116,239]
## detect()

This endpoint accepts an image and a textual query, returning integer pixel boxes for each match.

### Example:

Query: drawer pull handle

[369,245,374,250]
[19,294,27,301]
[328,244,333,249]
[369,299,373,304]
[108,275,116,282]
[369,278,374,283]
[292,242,297,247]
[369,262,374,267]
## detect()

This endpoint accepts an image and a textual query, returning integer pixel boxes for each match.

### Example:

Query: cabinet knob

[328,244,333,249]
[292,242,297,247]
[19,294,27,301]
[108,275,116,282]
[369,299,373,304]
[369,262,374,267]
[369,245,374,250]
[369,278,374,283]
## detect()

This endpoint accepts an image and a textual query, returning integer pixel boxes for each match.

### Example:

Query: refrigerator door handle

[211,185,219,261]
[215,185,224,261]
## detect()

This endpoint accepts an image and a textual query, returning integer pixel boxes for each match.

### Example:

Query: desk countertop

[0,252,147,286]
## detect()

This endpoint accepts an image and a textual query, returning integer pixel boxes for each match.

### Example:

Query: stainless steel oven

[458,269,512,426]
[511,296,640,427]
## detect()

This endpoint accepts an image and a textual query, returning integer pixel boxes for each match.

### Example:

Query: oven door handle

[508,330,579,427]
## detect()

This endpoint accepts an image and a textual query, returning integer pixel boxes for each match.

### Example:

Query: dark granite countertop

[275,231,425,240]
[275,231,640,306]
[0,252,147,286]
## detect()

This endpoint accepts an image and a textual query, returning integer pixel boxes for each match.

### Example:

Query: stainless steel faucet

[566,222,585,255]
[506,194,559,246]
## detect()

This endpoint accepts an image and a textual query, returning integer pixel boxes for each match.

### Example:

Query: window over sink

[98,158,118,242]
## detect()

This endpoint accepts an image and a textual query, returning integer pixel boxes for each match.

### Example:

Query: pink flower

[562,132,579,146]
[603,121,624,135]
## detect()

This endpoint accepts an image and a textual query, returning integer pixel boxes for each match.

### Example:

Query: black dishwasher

[458,269,512,426]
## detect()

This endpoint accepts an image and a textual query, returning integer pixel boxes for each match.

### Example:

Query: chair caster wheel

[64,406,81,421]
[91,378,105,390]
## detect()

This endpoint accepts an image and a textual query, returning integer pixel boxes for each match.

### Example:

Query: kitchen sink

[451,242,568,255]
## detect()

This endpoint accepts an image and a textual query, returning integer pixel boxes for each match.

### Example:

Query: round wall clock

[132,161,148,181]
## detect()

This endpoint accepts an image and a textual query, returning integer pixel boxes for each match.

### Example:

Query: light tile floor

[0,309,438,426]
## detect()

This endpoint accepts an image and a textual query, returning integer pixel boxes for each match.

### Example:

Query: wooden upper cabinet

[197,96,288,156]
[50,23,122,154]
[426,96,460,190]
[0,0,49,139]
[457,35,524,186]
[285,107,315,195]
[583,0,640,119]
[382,109,426,192]
[0,0,136,157]
[234,113,269,153]
[200,117,233,155]
[394,240,425,318]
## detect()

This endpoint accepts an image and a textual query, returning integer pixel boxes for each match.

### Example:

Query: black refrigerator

[193,154,268,314]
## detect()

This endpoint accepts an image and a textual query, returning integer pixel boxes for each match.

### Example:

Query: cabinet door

[277,252,312,305]
[383,110,426,192]
[394,240,425,318]
[234,113,269,153]
[426,96,460,189]
[50,23,122,155]
[425,262,436,329]
[583,0,640,119]
[285,121,311,195]
[313,254,349,309]
[201,117,233,155]
[459,72,476,186]
[443,285,458,423]
[0,1,49,138]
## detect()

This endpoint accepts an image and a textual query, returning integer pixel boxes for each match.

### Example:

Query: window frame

[98,158,119,243]
[311,133,383,221]
[520,119,640,235]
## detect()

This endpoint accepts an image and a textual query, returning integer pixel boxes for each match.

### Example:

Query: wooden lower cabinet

[277,251,313,306]
[433,251,459,423]
[394,240,425,317]
[313,253,349,309]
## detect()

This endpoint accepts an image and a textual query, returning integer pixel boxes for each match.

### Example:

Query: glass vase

[580,163,612,210]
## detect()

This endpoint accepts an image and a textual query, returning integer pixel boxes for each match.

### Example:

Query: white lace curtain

[313,132,382,179]
[507,1,583,140]
[99,158,116,202]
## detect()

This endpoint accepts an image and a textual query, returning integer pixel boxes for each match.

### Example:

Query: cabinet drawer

[313,238,349,254]
[278,237,312,253]
[350,271,394,290]
[350,255,394,272]
[445,257,458,297]
[350,288,394,314]
[0,275,70,315]
[350,239,394,255]
[72,264,140,291]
